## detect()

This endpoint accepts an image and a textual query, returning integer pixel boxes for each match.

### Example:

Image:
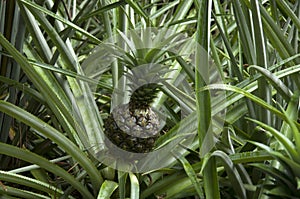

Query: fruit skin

[104,64,166,153]
[104,103,160,153]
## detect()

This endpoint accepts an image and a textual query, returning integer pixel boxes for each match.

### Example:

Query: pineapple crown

[126,64,168,111]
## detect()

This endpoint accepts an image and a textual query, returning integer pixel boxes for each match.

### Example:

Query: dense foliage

[0,0,299,198]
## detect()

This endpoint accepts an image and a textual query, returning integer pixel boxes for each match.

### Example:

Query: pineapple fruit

[104,64,166,153]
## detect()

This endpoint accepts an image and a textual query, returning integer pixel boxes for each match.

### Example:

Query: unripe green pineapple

[104,65,166,153]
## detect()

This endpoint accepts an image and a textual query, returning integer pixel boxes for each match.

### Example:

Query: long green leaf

[275,0,300,32]
[0,186,50,199]
[0,142,93,198]
[250,0,272,127]
[80,0,126,22]
[247,118,297,161]
[28,60,112,91]
[195,1,219,198]
[0,75,44,103]
[232,0,255,64]
[175,154,204,199]
[0,31,76,140]
[19,0,100,44]
[211,151,247,199]
[280,91,300,153]
[97,180,118,199]
[249,65,292,101]
[21,1,105,183]
[129,173,140,199]
[0,100,103,188]
[125,0,149,24]
[118,171,127,199]
[0,170,64,197]
[201,84,285,120]
[251,163,296,191]
[250,140,300,178]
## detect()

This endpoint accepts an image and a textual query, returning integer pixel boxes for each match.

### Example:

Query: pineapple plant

[104,64,167,153]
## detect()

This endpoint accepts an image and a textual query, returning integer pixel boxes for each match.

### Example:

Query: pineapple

[104,64,166,153]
